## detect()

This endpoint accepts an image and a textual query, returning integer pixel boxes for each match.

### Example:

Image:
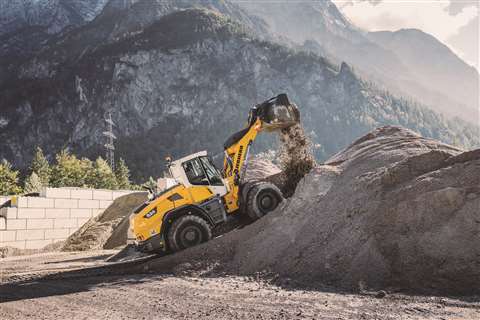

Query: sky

[333,0,479,70]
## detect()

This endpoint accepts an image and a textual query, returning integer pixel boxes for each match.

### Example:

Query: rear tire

[246,182,283,220]
[167,215,212,253]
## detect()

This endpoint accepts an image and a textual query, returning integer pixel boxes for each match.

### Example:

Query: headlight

[143,208,157,219]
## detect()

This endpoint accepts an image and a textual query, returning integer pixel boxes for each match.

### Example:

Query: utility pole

[103,112,116,171]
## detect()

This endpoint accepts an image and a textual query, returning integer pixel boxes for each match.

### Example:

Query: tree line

[0,147,141,195]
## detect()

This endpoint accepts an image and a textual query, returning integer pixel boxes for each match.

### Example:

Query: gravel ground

[1,251,479,320]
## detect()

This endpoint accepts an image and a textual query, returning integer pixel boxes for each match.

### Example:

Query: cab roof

[172,150,207,166]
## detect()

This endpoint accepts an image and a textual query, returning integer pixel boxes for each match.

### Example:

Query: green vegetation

[29,147,51,186]
[115,158,131,189]
[0,160,22,195]
[88,157,118,189]
[50,150,92,188]
[24,172,43,194]
[1,149,143,195]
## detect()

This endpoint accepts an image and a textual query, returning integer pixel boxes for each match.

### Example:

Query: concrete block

[0,240,25,250]
[77,218,90,227]
[16,229,45,241]
[25,239,52,249]
[45,228,70,240]
[99,200,113,209]
[54,218,77,229]
[93,190,113,200]
[17,208,45,219]
[0,196,9,205]
[0,207,17,219]
[112,190,134,199]
[45,208,71,218]
[27,197,54,209]
[6,219,27,230]
[16,197,29,208]
[70,189,93,200]
[70,208,92,218]
[0,230,16,242]
[54,198,78,209]
[78,199,99,209]
[91,209,104,217]
[41,187,71,199]
[27,219,53,230]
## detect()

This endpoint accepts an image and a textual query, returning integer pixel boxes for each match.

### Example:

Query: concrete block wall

[0,196,10,206]
[0,188,137,250]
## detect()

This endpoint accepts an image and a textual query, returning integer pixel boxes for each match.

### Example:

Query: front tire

[167,215,212,253]
[246,182,283,220]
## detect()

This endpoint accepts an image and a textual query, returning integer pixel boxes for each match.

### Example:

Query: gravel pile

[62,192,147,251]
[142,126,479,295]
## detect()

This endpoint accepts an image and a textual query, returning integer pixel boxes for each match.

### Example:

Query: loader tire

[167,215,212,253]
[246,182,283,220]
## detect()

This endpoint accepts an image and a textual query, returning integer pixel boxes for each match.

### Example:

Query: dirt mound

[244,155,281,182]
[62,192,147,251]
[139,126,479,295]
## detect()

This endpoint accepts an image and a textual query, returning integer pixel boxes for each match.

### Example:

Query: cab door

[182,157,228,200]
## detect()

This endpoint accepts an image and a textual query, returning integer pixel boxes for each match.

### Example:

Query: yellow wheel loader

[130,94,299,253]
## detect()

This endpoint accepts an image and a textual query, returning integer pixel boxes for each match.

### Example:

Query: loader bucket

[256,93,300,131]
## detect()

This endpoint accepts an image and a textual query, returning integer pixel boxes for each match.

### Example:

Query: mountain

[0,0,109,84]
[235,0,479,123]
[368,29,479,121]
[0,7,478,181]
[0,0,108,36]
[0,0,268,86]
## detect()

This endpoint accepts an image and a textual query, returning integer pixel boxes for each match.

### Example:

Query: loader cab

[168,151,228,197]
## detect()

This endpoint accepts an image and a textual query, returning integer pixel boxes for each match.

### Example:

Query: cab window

[183,158,209,185]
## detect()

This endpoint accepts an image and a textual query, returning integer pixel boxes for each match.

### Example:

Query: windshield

[199,156,223,186]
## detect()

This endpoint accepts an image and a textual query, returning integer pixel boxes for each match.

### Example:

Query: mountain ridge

[0,8,478,181]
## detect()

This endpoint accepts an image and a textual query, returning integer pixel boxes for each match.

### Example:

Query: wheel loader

[130,94,299,253]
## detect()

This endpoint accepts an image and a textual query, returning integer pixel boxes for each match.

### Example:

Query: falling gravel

[277,123,316,196]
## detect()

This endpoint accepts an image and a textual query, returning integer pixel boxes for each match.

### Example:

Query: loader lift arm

[221,93,299,213]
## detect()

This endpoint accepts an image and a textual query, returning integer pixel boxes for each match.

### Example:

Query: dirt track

[1,251,479,320]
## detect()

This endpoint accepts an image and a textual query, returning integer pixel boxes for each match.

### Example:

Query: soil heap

[62,192,147,251]
[243,156,281,182]
[142,126,479,295]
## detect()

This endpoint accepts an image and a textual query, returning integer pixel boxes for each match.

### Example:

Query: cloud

[447,16,479,69]
[334,0,478,68]
[339,0,479,15]
[445,0,479,16]
[337,0,381,8]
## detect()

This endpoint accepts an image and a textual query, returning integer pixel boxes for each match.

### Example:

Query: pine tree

[0,159,22,195]
[24,172,42,194]
[142,176,157,193]
[50,150,92,187]
[115,158,131,189]
[30,147,50,186]
[88,157,118,189]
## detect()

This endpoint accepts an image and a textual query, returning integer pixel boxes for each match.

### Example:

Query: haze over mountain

[236,0,479,123]
[368,28,479,121]
[0,0,478,181]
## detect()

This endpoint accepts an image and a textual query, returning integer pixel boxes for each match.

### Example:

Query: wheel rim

[257,191,278,214]
[179,225,203,248]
